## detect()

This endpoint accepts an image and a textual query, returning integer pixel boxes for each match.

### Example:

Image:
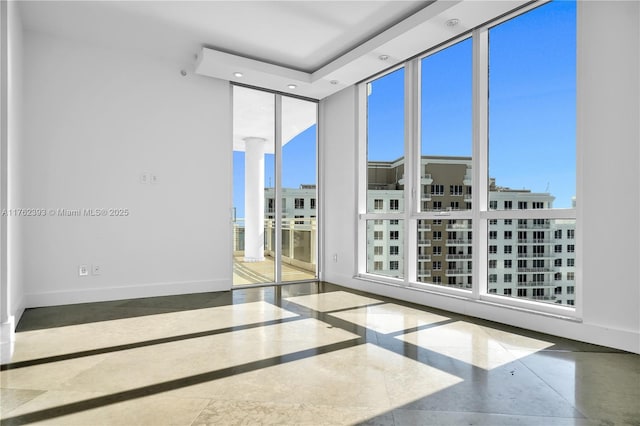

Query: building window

[555,259,562,267]
[390,219,399,225]
[374,261,383,271]
[554,286,562,295]
[433,261,442,271]
[567,244,575,253]
[267,198,275,213]
[567,258,575,267]
[489,245,497,254]
[433,231,442,241]
[567,286,575,295]
[310,198,316,209]
[390,199,399,210]
[431,184,444,195]
[504,245,512,254]
[517,289,527,297]
[504,274,512,283]
[433,276,442,284]
[450,185,463,195]
[390,261,399,270]
[567,300,575,306]
[504,259,512,269]
[554,245,562,253]
[489,219,498,225]
[295,198,305,209]
[489,200,498,210]
[504,288,512,296]
[294,215,305,224]
[433,246,442,256]
[374,231,383,240]
[555,272,562,281]
[489,260,497,268]
[532,288,544,297]
[567,229,575,239]
[504,219,512,225]
[504,231,512,239]
[489,274,497,283]
[390,246,399,256]
[567,272,575,280]
[450,201,459,210]
[374,246,383,255]
[374,199,383,210]
[389,231,399,240]
[518,201,528,210]
[489,231,497,240]
[532,202,544,209]
[432,201,442,211]
[504,201,512,210]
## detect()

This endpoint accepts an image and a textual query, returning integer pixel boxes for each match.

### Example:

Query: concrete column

[244,137,266,262]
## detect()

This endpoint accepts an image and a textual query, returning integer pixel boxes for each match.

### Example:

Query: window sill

[353,274,582,323]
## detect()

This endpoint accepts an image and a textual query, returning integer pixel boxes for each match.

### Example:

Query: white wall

[319,86,358,282]
[578,0,639,343]
[1,0,25,361]
[16,30,233,308]
[320,1,640,353]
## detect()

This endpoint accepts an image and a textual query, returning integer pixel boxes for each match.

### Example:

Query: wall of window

[358,0,577,313]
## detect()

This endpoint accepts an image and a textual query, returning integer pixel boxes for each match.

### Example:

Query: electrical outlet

[79,265,89,276]
[92,265,102,276]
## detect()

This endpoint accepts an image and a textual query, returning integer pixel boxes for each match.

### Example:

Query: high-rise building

[363,156,576,306]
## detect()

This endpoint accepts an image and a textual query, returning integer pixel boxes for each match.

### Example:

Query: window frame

[356,0,579,318]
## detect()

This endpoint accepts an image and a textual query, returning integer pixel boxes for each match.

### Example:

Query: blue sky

[235,0,576,217]
[233,125,316,218]
[367,0,576,208]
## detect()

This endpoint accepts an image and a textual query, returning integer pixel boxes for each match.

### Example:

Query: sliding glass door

[232,86,318,286]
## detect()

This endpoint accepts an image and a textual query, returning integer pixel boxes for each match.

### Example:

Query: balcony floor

[233,255,316,285]
[2,282,638,425]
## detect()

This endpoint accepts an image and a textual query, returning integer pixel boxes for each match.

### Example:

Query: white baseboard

[23,279,231,309]
[329,273,640,354]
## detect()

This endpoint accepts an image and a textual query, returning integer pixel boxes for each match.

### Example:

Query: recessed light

[378,54,390,61]
[233,72,243,78]
[446,18,460,27]
[287,84,297,89]
[330,80,339,85]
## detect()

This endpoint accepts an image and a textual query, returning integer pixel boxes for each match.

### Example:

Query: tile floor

[1,282,639,425]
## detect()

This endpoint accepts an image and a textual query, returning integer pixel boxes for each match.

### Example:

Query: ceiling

[18,0,528,99]
[18,1,432,72]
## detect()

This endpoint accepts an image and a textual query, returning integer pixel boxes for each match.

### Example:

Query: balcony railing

[418,239,431,246]
[517,239,553,244]
[447,239,472,245]
[517,252,554,258]
[446,254,472,260]
[447,223,471,230]
[517,267,553,272]
[233,218,316,272]
[517,281,555,287]
[530,295,557,301]
[517,222,551,229]
[418,254,431,261]
[446,269,472,276]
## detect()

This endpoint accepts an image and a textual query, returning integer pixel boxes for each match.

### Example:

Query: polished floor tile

[2,282,639,425]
